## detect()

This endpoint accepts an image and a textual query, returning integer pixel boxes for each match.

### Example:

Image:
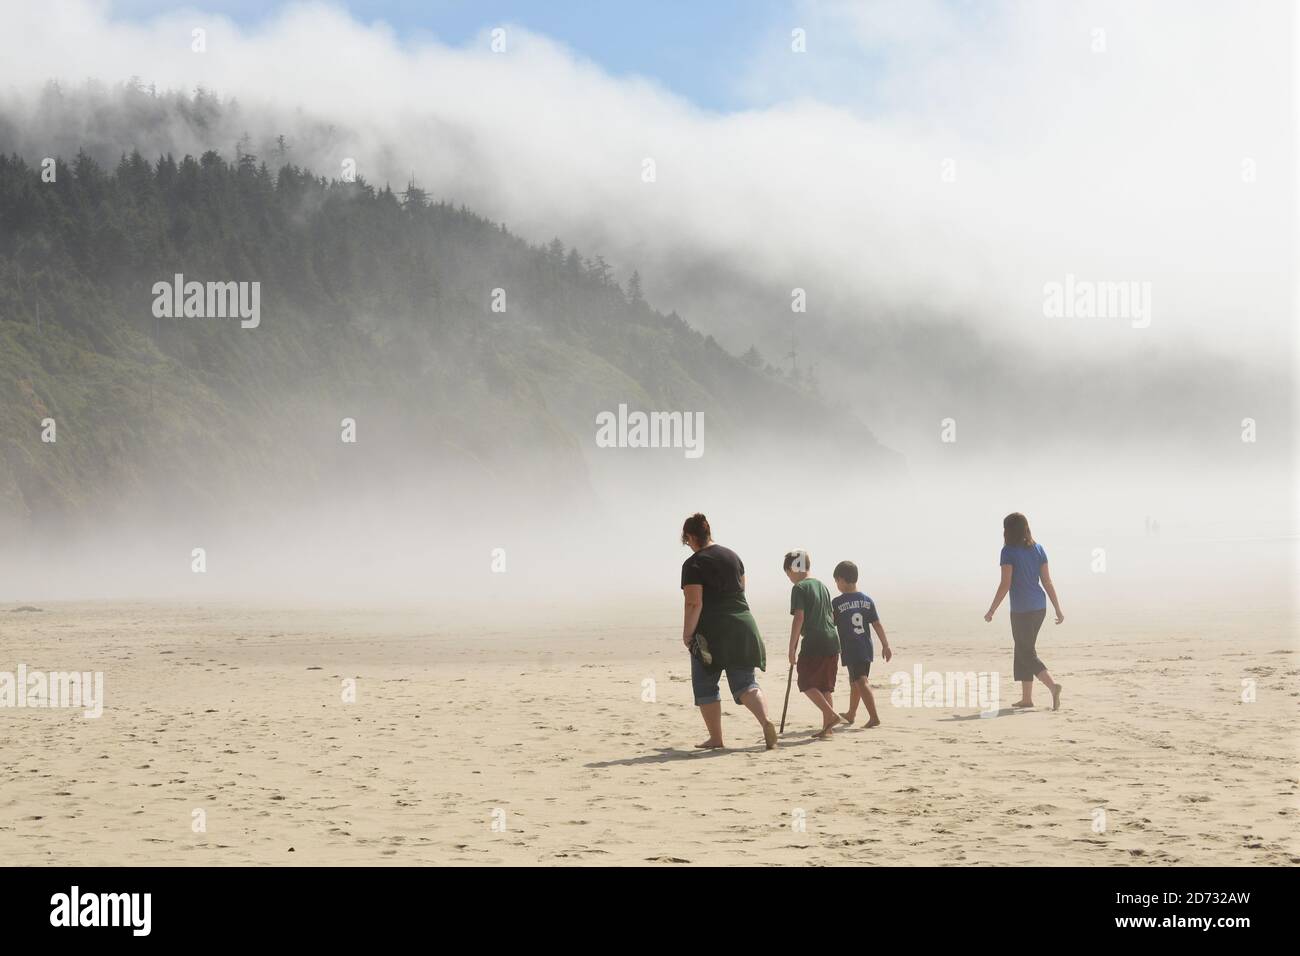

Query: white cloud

[0,0,1292,363]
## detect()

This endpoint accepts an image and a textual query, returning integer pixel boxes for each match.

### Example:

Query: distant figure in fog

[680,513,777,750]
[984,512,1064,710]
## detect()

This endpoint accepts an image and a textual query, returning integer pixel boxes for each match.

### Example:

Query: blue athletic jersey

[831,591,878,665]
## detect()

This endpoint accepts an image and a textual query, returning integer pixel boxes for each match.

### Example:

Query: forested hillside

[0,146,893,534]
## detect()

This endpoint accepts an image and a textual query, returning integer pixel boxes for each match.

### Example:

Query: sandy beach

[0,597,1295,866]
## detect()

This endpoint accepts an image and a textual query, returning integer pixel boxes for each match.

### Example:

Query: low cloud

[0,0,1291,367]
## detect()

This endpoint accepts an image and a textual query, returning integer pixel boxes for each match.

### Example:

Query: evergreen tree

[626,270,644,307]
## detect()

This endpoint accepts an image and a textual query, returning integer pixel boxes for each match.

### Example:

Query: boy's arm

[788,610,804,665]
[871,619,892,662]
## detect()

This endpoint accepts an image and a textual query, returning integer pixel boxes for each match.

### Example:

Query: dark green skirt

[694,594,767,673]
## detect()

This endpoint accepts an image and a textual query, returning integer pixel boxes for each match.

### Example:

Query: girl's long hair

[1003,512,1034,548]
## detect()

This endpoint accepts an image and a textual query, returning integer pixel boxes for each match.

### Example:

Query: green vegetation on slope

[0,147,890,532]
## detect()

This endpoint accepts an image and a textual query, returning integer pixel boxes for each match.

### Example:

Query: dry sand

[0,598,1295,865]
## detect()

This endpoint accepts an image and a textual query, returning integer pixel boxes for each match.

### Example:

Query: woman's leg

[738,687,769,723]
[738,688,779,749]
[1036,668,1063,710]
[1012,610,1047,704]
[697,701,724,748]
[1024,610,1052,707]
[691,657,725,747]
[727,668,772,728]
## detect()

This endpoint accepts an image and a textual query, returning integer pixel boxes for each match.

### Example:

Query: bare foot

[1052,683,1063,711]
[813,715,841,739]
[812,726,834,739]
[1012,700,1034,708]
[762,721,778,750]
[839,712,855,725]
[696,739,724,749]
[864,717,881,728]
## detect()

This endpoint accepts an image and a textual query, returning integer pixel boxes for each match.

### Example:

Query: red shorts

[796,654,838,694]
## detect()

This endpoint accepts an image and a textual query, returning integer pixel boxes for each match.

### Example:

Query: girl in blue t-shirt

[984,512,1064,711]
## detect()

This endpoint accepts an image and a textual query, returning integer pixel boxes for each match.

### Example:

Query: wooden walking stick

[778,662,794,733]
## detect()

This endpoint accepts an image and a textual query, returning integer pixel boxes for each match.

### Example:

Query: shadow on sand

[940,708,1032,721]
[585,733,828,768]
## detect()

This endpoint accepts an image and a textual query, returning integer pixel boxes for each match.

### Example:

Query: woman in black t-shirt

[680,513,776,750]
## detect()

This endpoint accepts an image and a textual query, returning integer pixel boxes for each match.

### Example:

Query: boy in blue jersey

[831,560,892,727]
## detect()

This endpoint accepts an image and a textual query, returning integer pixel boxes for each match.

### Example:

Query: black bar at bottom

[0,865,1288,942]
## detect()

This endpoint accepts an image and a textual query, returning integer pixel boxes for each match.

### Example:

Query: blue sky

[110,0,796,111]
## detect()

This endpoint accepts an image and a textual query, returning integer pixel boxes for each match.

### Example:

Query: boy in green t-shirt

[784,550,843,739]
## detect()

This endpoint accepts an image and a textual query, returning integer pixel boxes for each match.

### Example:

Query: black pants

[1010,608,1047,681]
